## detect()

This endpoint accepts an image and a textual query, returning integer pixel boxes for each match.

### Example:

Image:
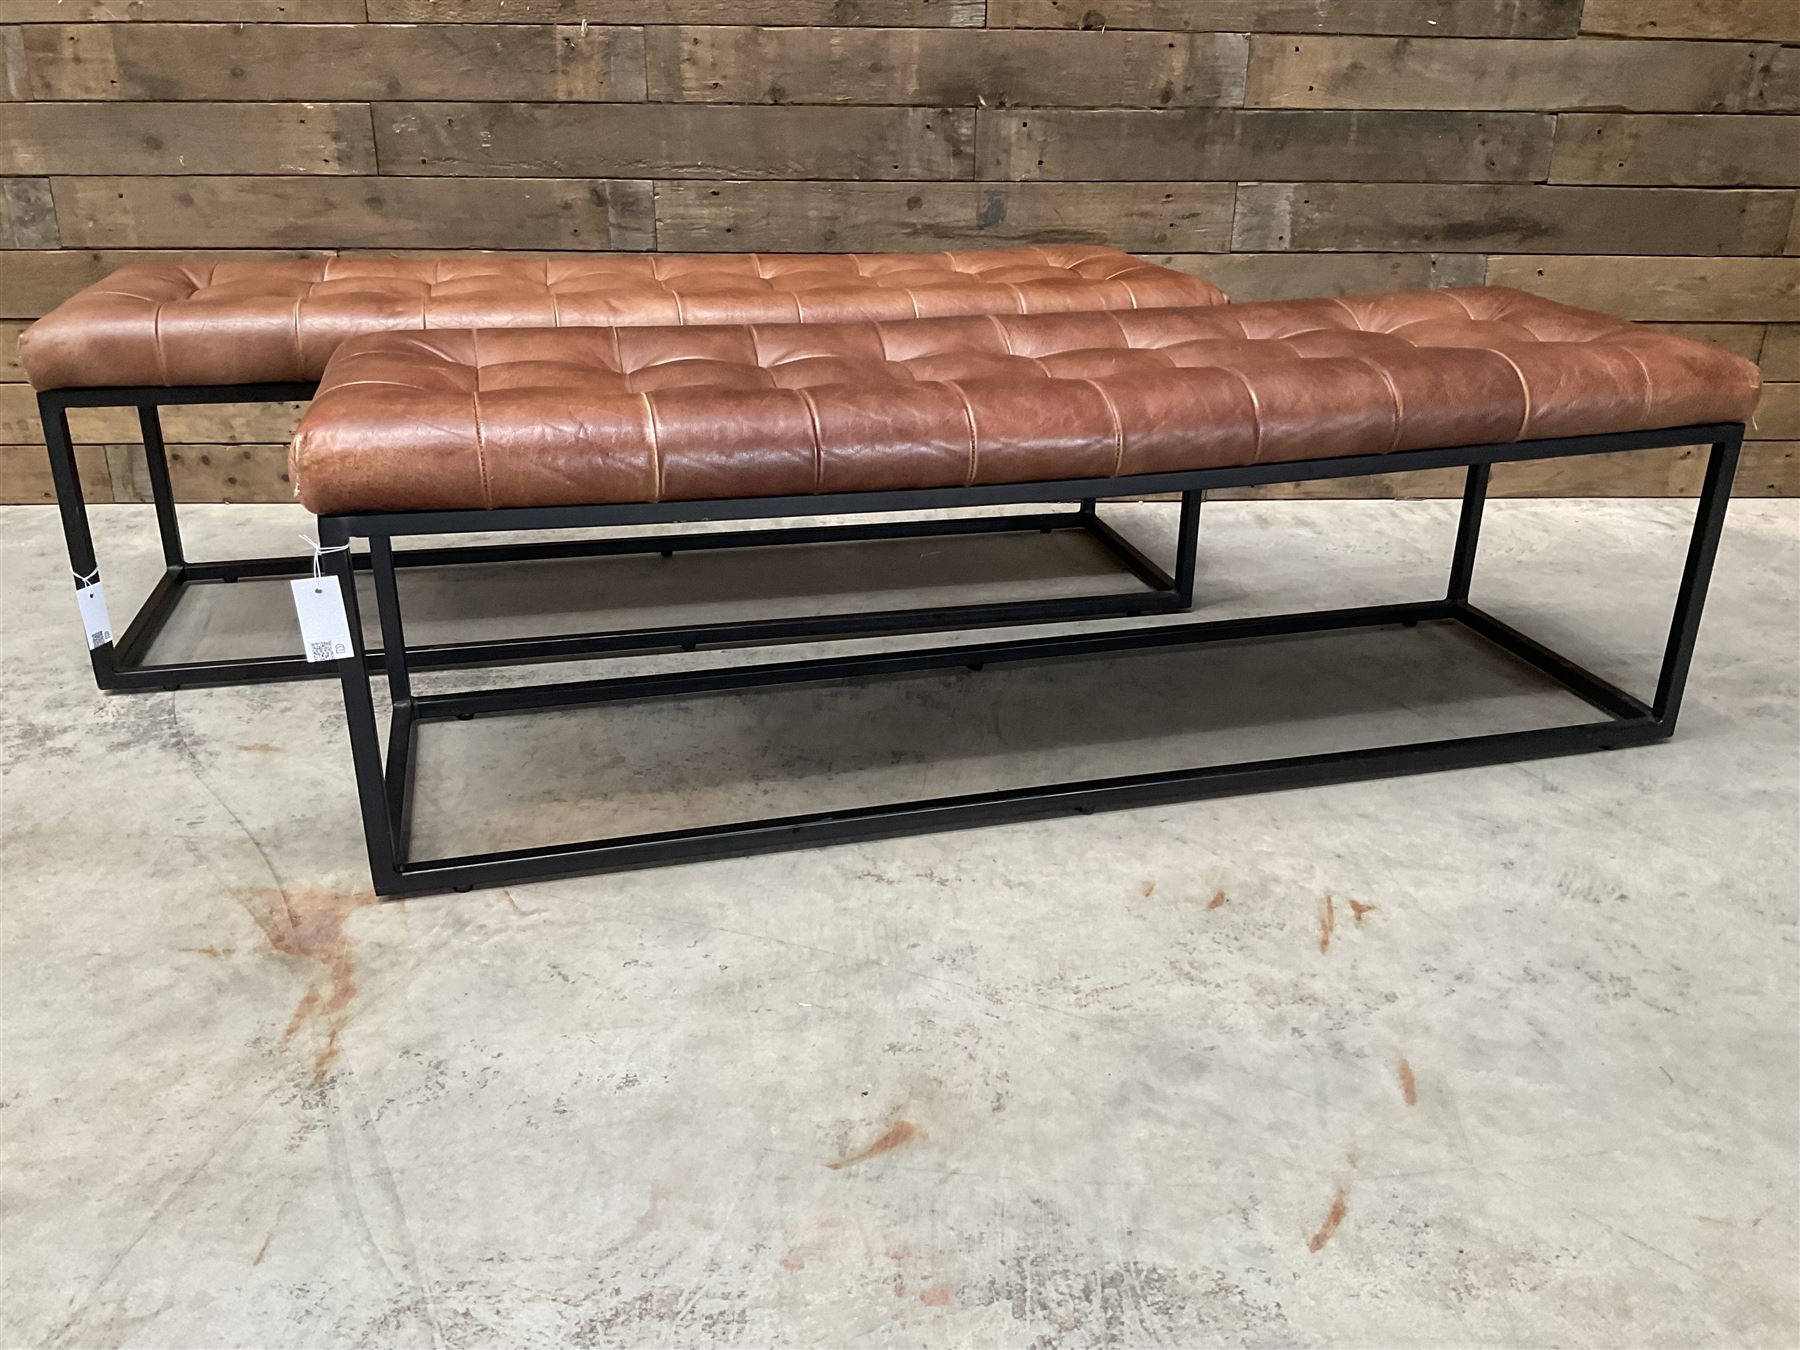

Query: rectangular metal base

[316,422,1743,898]
[37,385,1200,691]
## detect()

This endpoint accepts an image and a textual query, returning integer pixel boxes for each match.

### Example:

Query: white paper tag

[75,581,112,650]
[290,577,354,663]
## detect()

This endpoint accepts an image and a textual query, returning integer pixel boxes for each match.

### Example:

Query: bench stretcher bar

[314,422,1743,897]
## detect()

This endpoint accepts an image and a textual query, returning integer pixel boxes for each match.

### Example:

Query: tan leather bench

[294,285,1758,894]
[292,287,1759,514]
[20,247,1223,390]
[25,246,1223,692]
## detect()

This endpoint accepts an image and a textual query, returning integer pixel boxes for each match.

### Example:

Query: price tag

[290,577,354,662]
[75,579,112,650]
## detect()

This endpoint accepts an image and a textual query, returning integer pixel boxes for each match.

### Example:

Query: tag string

[73,568,100,589]
[300,534,351,580]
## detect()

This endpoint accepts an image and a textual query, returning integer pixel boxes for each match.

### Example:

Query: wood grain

[0,385,305,444]
[6,1,365,19]
[1550,115,1800,187]
[52,177,657,250]
[656,181,1235,252]
[988,0,1583,37]
[1152,252,1441,299]
[1580,0,1800,42]
[1761,326,1800,379]
[978,109,1554,182]
[1245,36,1774,112]
[1651,322,1768,361]
[644,27,1247,107]
[0,441,109,504]
[366,1,984,24]
[0,178,59,248]
[1231,184,1794,255]
[0,101,377,174]
[1752,383,1800,439]
[1485,255,1800,321]
[10,23,649,102]
[379,103,975,180]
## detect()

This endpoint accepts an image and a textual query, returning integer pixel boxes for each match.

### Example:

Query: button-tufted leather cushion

[18,247,1224,391]
[290,287,1761,515]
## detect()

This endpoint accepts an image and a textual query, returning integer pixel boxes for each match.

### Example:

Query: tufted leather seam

[150,301,170,386]
[1117,278,1142,309]
[607,323,625,377]
[944,380,980,486]
[1084,379,1127,476]
[469,329,493,509]
[797,388,825,493]
[1473,342,1535,440]
[289,294,305,376]
[1443,290,1479,321]
[1350,356,1406,454]
[1619,344,1657,426]
[640,394,664,500]
[988,314,1013,354]
[1215,365,1265,464]
[1326,296,1361,330]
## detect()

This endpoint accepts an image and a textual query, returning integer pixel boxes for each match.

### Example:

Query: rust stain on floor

[919,1283,951,1307]
[239,884,376,1083]
[1207,889,1228,910]
[1397,1058,1418,1106]
[1308,1187,1349,1253]
[237,741,283,754]
[1349,899,1376,923]
[180,945,234,959]
[1318,894,1336,953]
[827,1120,919,1170]
[779,1254,805,1271]
[1142,879,1156,897]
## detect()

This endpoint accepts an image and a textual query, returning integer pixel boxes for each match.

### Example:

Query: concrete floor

[1,498,1796,1348]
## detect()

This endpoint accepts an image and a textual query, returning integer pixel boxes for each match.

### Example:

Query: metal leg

[322,516,403,892]
[1447,462,1490,603]
[1172,491,1202,607]
[39,392,116,687]
[1652,432,1740,726]
[137,403,186,569]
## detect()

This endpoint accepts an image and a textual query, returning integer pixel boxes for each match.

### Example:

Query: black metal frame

[317,422,1743,898]
[39,386,1199,692]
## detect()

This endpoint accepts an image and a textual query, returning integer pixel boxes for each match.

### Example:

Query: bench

[24,247,1222,692]
[289,287,1760,895]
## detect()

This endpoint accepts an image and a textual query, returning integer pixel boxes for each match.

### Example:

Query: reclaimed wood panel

[0,322,25,379]
[10,23,649,102]
[1231,184,1794,255]
[1245,36,1774,112]
[989,0,1582,37]
[656,181,1236,252]
[0,178,58,248]
[1762,326,1800,379]
[1752,383,1800,439]
[0,101,376,175]
[6,1,365,18]
[644,27,1247,108]
[978,109,1554,182]
[1152,252,1440,298]
[1651,322,1768,361]
[1581,1,1800,42]
[1550,115,1800,187]
[0,384,304,443]
[1485,256,1800,321]
[0,442,109,504]
[367,1,984,24]
[1,248,324,317]
[380,103,975,180]
[52,177,657,250]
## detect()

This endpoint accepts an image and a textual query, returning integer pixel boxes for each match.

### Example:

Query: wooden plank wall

[1,0,1795,504]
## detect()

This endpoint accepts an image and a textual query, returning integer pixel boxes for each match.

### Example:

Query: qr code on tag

[310,640,345,661]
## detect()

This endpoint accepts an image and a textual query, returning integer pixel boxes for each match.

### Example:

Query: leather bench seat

[289,287,1761,516]
[18,247,1223,391]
